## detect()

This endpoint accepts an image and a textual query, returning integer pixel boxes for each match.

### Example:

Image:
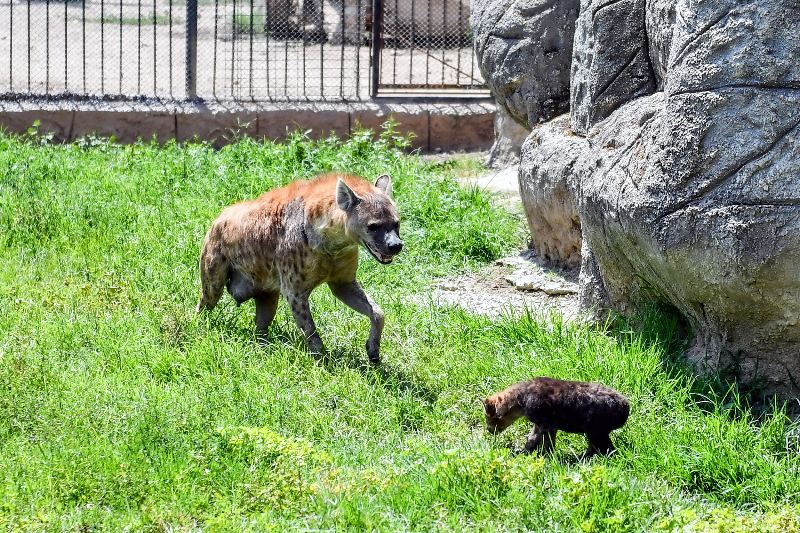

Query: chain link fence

[0,0,485,101]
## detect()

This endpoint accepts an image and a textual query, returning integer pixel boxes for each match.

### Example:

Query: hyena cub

[197,172,402,363]
[482,377,629,457]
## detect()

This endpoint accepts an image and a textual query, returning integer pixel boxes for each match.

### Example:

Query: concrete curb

[0,98,496,152]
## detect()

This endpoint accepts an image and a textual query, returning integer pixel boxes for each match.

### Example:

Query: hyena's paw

[366,341,381,364]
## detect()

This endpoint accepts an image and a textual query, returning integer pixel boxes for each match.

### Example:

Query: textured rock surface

[508,0,800,395]
[576,87,800,395]
[569,0,656,135]
[518,115,584,268]
[471,0,579,129]
[487,105,531,169]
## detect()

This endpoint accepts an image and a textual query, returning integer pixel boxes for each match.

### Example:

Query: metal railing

[0,0,485,101]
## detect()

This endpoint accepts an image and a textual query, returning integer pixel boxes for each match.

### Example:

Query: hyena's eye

[367,223,379,232]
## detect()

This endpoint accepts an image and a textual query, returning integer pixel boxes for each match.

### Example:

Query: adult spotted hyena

[482,377,630,457]
[197,172,402,363]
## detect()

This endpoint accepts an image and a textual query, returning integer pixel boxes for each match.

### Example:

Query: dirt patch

[423,250,581,319]
[417,157,578,319]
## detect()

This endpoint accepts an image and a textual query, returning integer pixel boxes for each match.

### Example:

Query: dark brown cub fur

[482,377,630,457]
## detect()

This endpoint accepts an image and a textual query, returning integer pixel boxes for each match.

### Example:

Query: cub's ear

[337,178,362,211]
[481,398,495,417]
[374,174,392,198]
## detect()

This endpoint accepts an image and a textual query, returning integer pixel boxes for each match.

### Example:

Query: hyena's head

[337,175,403,264]
[481,394,522,435]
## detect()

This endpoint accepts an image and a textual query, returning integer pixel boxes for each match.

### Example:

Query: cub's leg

[285,289,326,358]
[525,426,558,455]
[585,431,615,457]
[328,280,385,363]
[254,291,280,333]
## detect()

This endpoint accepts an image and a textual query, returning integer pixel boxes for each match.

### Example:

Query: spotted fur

[482,377,630,457]
[197,172,402,362]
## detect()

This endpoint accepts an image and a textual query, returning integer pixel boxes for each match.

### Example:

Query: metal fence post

[186,0,198,98]
[370,0,383,98]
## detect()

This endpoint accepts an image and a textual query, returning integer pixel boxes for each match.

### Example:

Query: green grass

[1,123,800,532]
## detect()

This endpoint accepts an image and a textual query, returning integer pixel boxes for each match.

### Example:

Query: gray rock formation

[493,0,800,395]
[518,115,584,268]
[487,106,531,169]
[569,0,656,135]
[471,0,579,129]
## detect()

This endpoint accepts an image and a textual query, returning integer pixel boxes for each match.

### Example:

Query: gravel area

[422,250,582,320]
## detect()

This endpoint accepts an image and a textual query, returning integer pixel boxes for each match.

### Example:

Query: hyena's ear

[337,178,362,211]
[374,174,392,198]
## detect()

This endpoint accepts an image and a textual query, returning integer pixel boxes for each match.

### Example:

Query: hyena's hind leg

[584,431,615,458]
[197,249,229,313]
[285,289,326,358]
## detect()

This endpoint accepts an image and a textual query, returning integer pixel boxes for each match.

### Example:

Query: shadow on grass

[611,302,785,420]
[324,347,439,405]
[202,304,439,408]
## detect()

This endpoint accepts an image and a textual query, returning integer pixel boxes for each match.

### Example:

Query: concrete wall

[0,98,495,152]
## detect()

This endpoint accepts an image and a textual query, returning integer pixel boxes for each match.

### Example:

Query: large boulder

[518,115,584,268]
[471,0,580,129]
[509,0,800,395]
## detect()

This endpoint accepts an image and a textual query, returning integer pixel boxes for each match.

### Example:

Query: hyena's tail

[197,232,229,313]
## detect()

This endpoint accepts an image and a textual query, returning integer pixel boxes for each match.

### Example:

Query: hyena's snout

[363,228,403,264]
[386,233,403,255]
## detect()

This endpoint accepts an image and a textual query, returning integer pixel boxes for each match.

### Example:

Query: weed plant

[1,124,800,531]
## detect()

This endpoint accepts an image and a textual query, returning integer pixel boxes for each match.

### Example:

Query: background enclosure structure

[0,0,486,101]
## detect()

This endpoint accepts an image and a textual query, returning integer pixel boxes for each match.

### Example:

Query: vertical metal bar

[409,0,414,85]
[354,0,360,97]
[170,0,174,95]
[186,0,198,97]
[231,0,236,97]
[369,0,381,97]
[9,0,13,92]
[456,0,462,85]
[101,0,104,93]
[26,0,30,93]
[283,0,287,99]
[264,0,272,100]
[82,0,86,94]
[138,0,142,93]
[153,0,157,94]
[249,0,254,98]
[301,0,306,99]
[424,0,429,86]
[119,0,123,93]
[338,0,344,97]
[64,0,68,91]
[354,0,365,98]
[441,0,446,85]
[391,0,396,86]
[46,0,50,92]
[469,5,475,87]
[213,0,218,96]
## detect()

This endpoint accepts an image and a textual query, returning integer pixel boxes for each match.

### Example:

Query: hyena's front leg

[285,290,326,358]
[328,280,385,363]
[525,426,558,455]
